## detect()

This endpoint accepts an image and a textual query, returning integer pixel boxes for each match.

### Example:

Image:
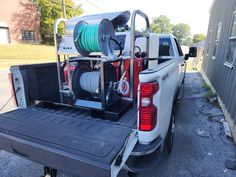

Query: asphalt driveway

[0,72,235,177]
[138,72,236,177]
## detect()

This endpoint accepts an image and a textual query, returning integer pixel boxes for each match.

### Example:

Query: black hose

[109,36,123,57]
[134,46,141,53]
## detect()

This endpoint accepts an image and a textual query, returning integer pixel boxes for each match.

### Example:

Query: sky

[74,0,213,36]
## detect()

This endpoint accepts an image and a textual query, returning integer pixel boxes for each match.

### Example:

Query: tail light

[8,73,18,107]
[139,82,159,131]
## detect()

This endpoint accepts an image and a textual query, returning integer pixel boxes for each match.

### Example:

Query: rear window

[159,38,174,57]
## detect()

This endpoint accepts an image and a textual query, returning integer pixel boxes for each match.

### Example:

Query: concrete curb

[201,69,236,143]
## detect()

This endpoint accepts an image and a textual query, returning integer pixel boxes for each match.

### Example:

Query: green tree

[182,37,193,46]
[172,23,190,45]
[36,0,83,43]
[193,33,206,44]
[150,15,173,34]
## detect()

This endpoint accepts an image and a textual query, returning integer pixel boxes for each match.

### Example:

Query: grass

[0,44,56,69]
[203,82,217,98]
[0,44,204,71]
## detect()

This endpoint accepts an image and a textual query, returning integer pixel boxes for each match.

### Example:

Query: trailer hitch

[42,166,57,177]
[115,154,123,166]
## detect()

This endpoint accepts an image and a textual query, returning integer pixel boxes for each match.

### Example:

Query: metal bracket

[53,18,68,102]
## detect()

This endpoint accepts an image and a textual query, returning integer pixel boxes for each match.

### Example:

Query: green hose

[75,24,101,52]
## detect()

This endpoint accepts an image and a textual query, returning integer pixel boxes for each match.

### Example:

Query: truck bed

[0,105,137,177]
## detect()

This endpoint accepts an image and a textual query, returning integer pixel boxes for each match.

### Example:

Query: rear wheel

[163,113,175,155]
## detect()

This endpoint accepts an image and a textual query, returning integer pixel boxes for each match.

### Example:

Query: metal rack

[130,10,150,101]
[53,10,150,117]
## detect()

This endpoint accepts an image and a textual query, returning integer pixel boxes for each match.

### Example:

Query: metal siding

[215,0,234,102]
[228,73,236,117]
[202,0,236,122]
[216,1,234,96]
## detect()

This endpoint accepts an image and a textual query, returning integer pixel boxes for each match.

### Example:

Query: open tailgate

[0,107,138,177]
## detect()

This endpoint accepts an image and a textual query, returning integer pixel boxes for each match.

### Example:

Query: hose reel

[71,62,118,106]
[73,19,122,58]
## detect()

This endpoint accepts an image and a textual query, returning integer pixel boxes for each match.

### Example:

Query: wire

[113,71,130,96]
[0,87,20,112]
[117,79,129,95]
[85,0,103,12]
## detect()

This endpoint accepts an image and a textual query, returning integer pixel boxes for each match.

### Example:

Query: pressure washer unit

[52,10,159,120]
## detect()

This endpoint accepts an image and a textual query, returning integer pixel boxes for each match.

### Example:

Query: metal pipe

[53,18,68,102]
[100,62,106,110]
[130,10,150,102]
[66,55,73,91]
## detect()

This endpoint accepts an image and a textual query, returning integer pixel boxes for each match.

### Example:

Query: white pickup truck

[0,10,196,177]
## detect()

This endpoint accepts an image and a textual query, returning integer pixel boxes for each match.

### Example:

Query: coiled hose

[75,23,122,56]
[75,24,101,52]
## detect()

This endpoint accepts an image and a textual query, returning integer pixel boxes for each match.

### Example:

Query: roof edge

[209,0,217,13]
[0,21,8,28]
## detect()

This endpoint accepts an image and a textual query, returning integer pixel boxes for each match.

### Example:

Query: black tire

[163,112,175,155]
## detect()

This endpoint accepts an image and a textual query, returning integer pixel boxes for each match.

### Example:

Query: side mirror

[184,54,189,60]
[188,47,197,57]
